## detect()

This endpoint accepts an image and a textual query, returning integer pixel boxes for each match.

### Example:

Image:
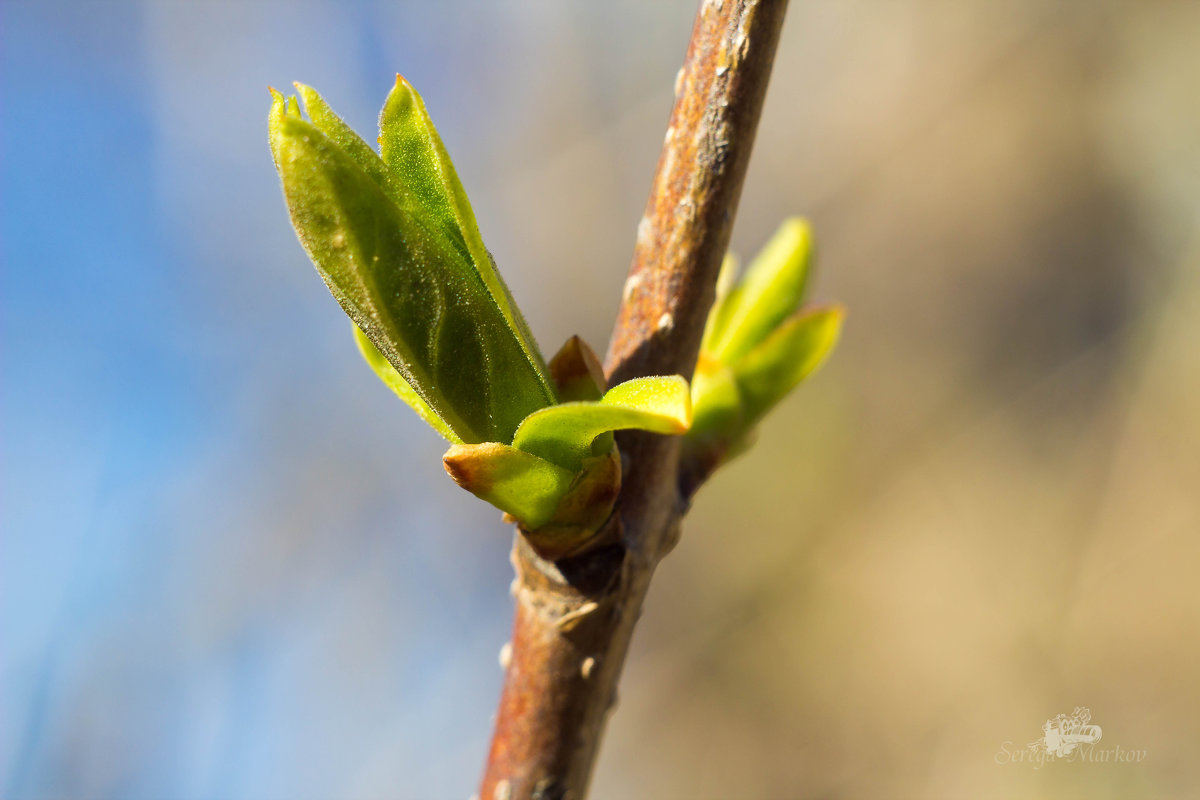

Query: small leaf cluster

[269,79,690,545]
[687,219,843,472]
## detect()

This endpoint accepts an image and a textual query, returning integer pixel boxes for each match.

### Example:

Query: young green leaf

[689,356,743,439]
[708,218,814,364]
[512,375,692,471]
[379,75,553,396]
[699,253,740,355]
[732,305,843,428]
[293,83,398,200]
[272,114,553,443]
[268,88,289,169]
[443,443,575,530]
[294,83,476,268]
[352,326,461,443]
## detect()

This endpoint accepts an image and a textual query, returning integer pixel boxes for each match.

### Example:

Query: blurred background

[3,0,1198,797]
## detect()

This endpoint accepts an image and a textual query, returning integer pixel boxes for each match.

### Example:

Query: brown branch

[479,2,789,797]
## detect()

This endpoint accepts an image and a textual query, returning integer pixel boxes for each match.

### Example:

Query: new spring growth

[269,77,691,543]
[687,219,844,470]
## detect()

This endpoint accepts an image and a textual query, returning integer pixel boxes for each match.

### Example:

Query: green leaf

[294,83,470,261]
[732,305,843,428]
[268,88,288,169]
[379,76,553,397]
[699,253,740,355]
[293,83,397,199]
[443,442,575,529]
[547,335,612,457]
[353,325,461,443]
[513,375,692,471]
[708,218,814,364]
[271,114,553,443]
[689,356,743,439]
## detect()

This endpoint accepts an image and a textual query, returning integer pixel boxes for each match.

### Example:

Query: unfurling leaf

[699,252,740,356]
[733,306,843,428]
[272,83,695,540]
[445,430,624,538]
[688,218,841,473]
[270,89,555,443]
[513,375,692,472]
[443,443,575,530]
[706,218,813,364]
[689,355,743,439]
[379,76,551,390]
[293,83,396,195]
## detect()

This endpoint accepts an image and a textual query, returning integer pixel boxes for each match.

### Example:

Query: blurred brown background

[587,3,1200,797]
[5,1,1197,798]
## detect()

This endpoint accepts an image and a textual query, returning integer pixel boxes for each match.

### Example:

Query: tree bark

[479,2,789,797]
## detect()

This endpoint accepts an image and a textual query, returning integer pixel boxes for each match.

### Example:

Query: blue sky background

[2,3,595,797]
[5,2,1199,798]
[4,1,707,795]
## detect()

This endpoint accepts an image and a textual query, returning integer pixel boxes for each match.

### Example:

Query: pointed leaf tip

[268,88,289,169]
[709,218,815,364]
[549,335,606,402]
[273,114,553,443]
[290,82,396,198]
[378,77,554,401]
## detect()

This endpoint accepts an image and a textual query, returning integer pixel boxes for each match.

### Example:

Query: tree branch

[479,2,789,797]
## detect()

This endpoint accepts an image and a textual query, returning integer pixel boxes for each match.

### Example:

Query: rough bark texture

[479,2,789,797]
